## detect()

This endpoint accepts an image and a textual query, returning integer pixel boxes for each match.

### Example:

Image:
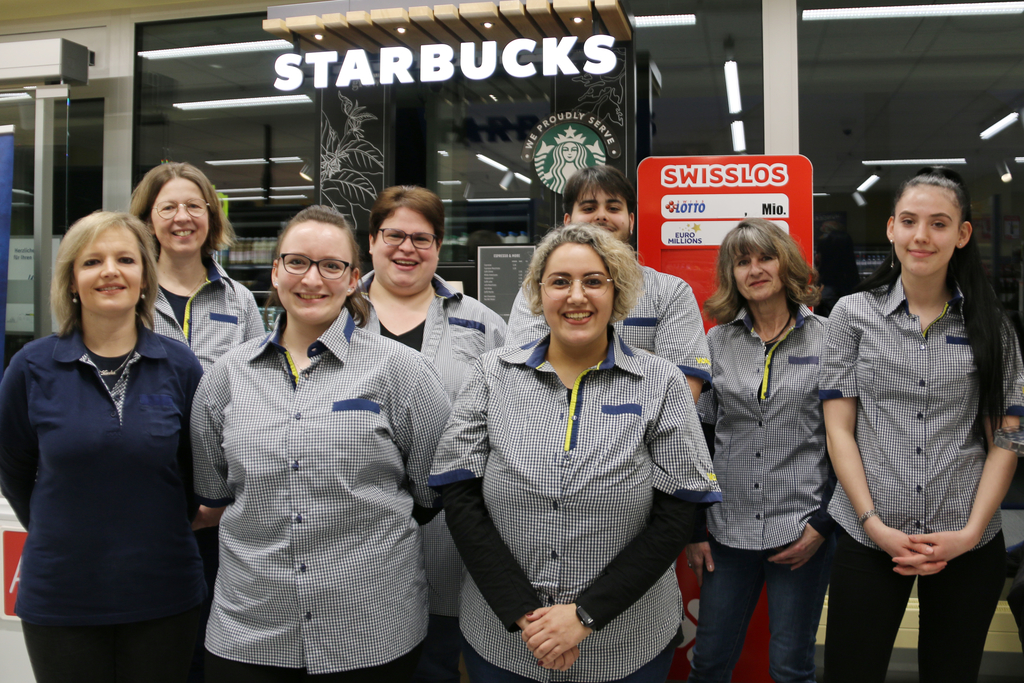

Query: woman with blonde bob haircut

[431,222,719,683]
[1,211,207,683]
[685,218,834,683]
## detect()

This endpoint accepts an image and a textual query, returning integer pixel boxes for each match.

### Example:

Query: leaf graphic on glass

[572,47,626,127]
[321,93,384,230]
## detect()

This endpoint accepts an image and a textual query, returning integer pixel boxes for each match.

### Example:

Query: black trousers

[21,604,202,683]
[823,530,1005,683]
[205,642,423,683]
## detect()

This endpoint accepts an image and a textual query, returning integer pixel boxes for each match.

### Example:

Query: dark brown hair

[369,186,445,242]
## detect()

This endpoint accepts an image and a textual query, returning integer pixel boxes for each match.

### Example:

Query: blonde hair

[52,211,159,336]
[703,218,820,324]
[129,162,236,257]
[265,205,369,328]
[523,223,643,325]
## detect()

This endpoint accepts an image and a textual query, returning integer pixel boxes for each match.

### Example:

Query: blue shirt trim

[819,389,844,400]
[673,489,723,504]
[209,312,238,324]
[601,403,641,416]
[333,398,381,413]
[429,469,479,490]
[623,317,657,327]
[449,317,486,333]
[680,365,712,383]
[197,495,234,507]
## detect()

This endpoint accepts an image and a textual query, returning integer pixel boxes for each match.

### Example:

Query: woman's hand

[191,505,226,531]
[895,529,978,575]
[863,517,945,575]
[520,604,591,669]
[768,524,825,570]
[684,542,714,587]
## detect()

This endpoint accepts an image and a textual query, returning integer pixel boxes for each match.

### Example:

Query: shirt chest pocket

[447,318,487,363]
[595,404,651,478]
[138,394,181,438]
[618,318,657,354]
[329,399,396,471]
[935,335,977,390]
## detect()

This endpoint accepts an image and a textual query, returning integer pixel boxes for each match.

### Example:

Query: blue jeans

[688,533,836,683]
[412,614,462,683]
[460,632,675,683]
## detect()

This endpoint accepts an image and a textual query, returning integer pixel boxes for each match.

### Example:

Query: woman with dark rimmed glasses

[361,186,505,683]
[190,205,451,682]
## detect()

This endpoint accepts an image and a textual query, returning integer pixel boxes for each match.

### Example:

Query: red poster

[637,155,815,331]
[3,529,27,618]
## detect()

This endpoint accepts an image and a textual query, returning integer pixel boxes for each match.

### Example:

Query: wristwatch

[576,604,595,630]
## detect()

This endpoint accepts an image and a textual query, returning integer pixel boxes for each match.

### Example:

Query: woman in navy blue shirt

[0,211,206,682]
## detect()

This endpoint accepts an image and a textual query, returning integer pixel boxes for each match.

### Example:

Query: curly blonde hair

[52,212,159,336]
[703,218,820,324]
[523,223,643,325]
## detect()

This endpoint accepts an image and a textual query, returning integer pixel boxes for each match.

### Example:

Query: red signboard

[637,154,815,330]
[3,529,26,618]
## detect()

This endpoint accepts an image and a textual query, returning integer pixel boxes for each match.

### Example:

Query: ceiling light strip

[174,95,312,111]
[980,112,1020,140]
[138,39,293,60]
[634,14,697,27]
[803,2,1024,20]
[862,158,967,165]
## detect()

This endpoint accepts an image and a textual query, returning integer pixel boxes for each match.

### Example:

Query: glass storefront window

[798,0,1024,314]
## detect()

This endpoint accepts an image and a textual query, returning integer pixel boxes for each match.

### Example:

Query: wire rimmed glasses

[279,253,353,280]
[538,275,614,300]
[154,201,209,220]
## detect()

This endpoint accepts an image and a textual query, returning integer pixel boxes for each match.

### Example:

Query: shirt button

[552,501,559,510]
[305,612,312,621]
[572,415,577,421]
[110,411,116,418]
[757,421,763,427]
[916,447,922,454]
[295,514,303,523]
[917,412,923,420]
[755,513,761,520]
[919,380,926,387]
[291,461,300,470]
[295,413,302,420]
[919,344,926,350]
[755,452,761,458]
[299,563,307,572]
[753,483,760,489]
[916,485,923,493]
[915,520,922,528]
[551,551,558,559]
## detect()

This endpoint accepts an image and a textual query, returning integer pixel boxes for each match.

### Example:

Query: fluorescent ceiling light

[271,185,314,191]
[217,187,263,193]
[979,112,1020,139]
[437,150,449,156]
[206,158,268,166]
[269,194,307,200]
[857,174,881,192]
[0,93,32,101]
[862,158,967,165]
[12,189,32,196]
[635,14,696,27]
[852,191,867,207]
[476,154,509,172]
[803,3,1024,21]
[731,121,746,153]
[514,172,532,185]
[138,39,293,60]
[1016,157,1024,163]
[813,192,830,196]
[724,61,742,114]
[221,195,265,201]
[438,180,462,185]
[174,95,312,111]
[269,156,303,163]
[440,198,532,203]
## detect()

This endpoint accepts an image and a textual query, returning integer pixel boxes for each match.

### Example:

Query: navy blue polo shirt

[0,327,206,626]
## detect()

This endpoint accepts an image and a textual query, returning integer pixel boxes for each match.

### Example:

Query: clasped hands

[516,603,592,671]
[864,517,978,576]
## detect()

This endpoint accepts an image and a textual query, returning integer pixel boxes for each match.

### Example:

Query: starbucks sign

[521,114,622,194]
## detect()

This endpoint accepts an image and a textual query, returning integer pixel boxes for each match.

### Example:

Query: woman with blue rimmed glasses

[190,205,451,682]
[361,186,505,683]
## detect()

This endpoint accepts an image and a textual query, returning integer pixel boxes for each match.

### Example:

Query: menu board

[476,245,535,322]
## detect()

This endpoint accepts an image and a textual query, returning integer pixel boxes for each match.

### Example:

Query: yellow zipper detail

[284,349,301,386]
[563,368,593,452]
[921,301,950,340]
[760,327,795,400]
[181,279,210,342]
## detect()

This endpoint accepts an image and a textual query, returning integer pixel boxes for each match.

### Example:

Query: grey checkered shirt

[697,305,831,549]
[360,272,506,617]
[153,260,265,372]
[430,332,720,682]
[191,310,451,674]
[506,265,712,383]
[819,279,1024,550]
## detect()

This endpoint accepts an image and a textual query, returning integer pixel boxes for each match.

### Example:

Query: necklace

[98,351,134,377]
[761,314,793,345]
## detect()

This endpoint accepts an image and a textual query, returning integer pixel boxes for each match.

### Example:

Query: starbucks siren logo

[533,125,607,194]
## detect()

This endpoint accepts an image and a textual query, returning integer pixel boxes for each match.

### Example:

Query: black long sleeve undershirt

[441,478,697,632]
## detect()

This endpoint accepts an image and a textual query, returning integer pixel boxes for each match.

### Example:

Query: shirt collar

[251,309,356,362]
[881,276,964,316]
[53,325,168,363]
[206,258,226,283]
[498,328,644,377]
[731,304,812,331]
[359,271,462,301]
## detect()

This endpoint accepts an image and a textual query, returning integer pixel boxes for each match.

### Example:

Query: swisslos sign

[274,35,617,90]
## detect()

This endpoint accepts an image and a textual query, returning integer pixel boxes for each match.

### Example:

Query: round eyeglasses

[379,227,438,250]
[539,275,614,299]
[154,201,209,220]
[279,254,353,280]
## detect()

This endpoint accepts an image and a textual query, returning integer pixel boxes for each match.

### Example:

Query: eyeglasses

[379,228,438,250]
[279,253,353,280]
[539,275,614,299]
[154,201,209,220]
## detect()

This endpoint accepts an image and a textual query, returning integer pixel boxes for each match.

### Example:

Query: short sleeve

[239,286,267,341]
[391,357,451,508]
[999,320,1024,417]
[819,297,861,401]
[653,277,712,383]
[190,368,234,506]
[430,360,492,488]
[646,369,721,504]
[696,327,719,424]
[504,288,548,348]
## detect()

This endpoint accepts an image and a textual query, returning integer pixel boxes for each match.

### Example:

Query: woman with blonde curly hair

[430,223,720,683]
[0,211,206,682]
[686,218,835,683]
